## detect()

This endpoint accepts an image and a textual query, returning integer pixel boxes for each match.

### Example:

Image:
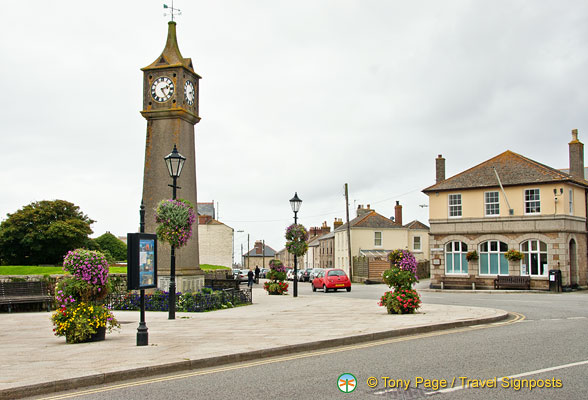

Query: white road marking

[429,359,588,395]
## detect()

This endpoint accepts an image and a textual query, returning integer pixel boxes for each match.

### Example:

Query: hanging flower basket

[155,199,196,248]
[285,224,309,257]
[505,249,524,262]
[466,250,479,261]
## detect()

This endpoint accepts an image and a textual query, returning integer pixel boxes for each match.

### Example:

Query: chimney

[394,201,403,226]
[309,227,320,237]
[321,221,331,235]
[436,154,446,183]
[254,241,263,255]
[357,204,373,217]
[334,218,343,229]
[569,129,584,180]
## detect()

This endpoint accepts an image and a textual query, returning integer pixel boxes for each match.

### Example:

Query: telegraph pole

[345,183,353,281]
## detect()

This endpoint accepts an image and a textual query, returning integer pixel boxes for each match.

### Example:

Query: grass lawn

[200,264,231,271]
[0,266,127,275]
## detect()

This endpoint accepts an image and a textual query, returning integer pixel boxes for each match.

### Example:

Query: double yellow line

[41,312,524,399]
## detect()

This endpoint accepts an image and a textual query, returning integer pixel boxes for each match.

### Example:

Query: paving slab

[0,287,508,399]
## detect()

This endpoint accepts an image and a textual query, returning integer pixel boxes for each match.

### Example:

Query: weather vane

[163,1,181,21]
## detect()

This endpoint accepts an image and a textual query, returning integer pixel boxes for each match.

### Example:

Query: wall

[198,223,233,268]
[429,183,586,220]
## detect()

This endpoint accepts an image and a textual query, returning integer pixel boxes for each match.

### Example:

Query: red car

[311,268,351,292]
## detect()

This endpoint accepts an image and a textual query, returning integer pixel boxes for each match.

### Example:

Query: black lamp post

[289,192,302,298]
[164,144,186,320]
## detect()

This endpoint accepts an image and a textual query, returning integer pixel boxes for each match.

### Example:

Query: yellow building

[423,130,588,290]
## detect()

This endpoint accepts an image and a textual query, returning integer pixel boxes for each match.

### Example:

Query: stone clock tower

[140,21,203,292]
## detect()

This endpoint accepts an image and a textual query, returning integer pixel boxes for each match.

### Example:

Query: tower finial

[163,1,181,22]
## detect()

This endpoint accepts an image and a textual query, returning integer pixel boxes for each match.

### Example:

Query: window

[449,194,462,217]
[521,240,547,276]
[569,189,574,215]
[445,241,468,274]
[485,191,499,216]
[524,189,540,214]
[479,240,509,275]
[374,232,382,247]
[413,236,421,251]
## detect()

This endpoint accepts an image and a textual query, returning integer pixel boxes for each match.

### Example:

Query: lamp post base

[137,322,148,346]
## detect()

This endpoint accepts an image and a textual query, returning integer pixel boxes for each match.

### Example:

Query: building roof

[318,231,335,241]
[334,211,401,232]
[403,220,429,230]
[197,202,215,218]
[244,245,277,257]
[198,217,231,228]
[308,236,321,247]
[423,150,588,193]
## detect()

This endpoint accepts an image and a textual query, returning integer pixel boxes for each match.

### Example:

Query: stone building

[334,204,430,276]
[197,214,233,268]
[422,130,588,289]
[243,241,277,270]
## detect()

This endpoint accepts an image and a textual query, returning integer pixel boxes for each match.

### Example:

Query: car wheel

[323,285,328,293]
[346,287,351,292]
[312,284,316,292]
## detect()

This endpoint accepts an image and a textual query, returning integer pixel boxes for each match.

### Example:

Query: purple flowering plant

[285,224,309,257]
[63,249,109,287]
[155,199,196,248]
[52,249,119,342]
[379,249,421,314]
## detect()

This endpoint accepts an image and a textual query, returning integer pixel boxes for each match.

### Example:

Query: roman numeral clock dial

[151,76,174,102]
[184,80,195,106]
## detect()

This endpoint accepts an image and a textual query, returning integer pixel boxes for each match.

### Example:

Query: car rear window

[327,270,345,277]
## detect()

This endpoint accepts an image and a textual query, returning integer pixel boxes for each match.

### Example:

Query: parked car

[299,268,313,282]
[233,269,248,283]
[309,268,323,281]
[286,269,296,281]
[311,268,351,292]
[260,268,269,278]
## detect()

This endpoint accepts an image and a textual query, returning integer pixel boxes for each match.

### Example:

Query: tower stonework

[141,21,203,292]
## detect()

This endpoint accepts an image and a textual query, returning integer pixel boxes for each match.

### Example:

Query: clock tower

[140,21,203,292]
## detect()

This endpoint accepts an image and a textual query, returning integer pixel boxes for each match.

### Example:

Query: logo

[338,373,357,393]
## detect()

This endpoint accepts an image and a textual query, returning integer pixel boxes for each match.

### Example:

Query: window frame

[524,188,541,215]
[520,239,548,277]
[374,231,382,247]
[448,193,462,218]
[445,241,468,275]
[413,236,421,252]
[484,191,500,216]
[569,189,574,215]
[479,240,509,276]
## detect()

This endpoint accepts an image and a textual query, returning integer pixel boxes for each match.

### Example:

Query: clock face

[184,80,195,106]
[151,76,174,102]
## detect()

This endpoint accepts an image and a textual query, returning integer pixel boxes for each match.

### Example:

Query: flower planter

[66,327,106,344]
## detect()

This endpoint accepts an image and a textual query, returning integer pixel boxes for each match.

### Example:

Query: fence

[353,257,430,282]
[107,287,252,312]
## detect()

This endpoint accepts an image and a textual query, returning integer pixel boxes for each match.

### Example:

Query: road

[31,282,588,400]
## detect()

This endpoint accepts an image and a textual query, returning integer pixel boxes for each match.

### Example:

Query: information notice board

[127,233,158,290]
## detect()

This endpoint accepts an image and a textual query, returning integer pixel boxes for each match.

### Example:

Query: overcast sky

[1,1,588,262]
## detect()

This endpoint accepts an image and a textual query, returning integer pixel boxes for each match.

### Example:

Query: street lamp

[289,192,302,297]
[164,144,186,320]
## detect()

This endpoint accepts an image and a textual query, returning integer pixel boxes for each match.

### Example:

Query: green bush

[95,232,127,262]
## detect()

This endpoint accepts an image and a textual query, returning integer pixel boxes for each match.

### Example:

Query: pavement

[0,282,508,400]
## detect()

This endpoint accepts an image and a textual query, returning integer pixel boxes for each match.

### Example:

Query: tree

[0,200,95,265]
[95,232,127,262]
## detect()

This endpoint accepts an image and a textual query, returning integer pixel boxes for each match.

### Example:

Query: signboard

[127,233,158,290]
